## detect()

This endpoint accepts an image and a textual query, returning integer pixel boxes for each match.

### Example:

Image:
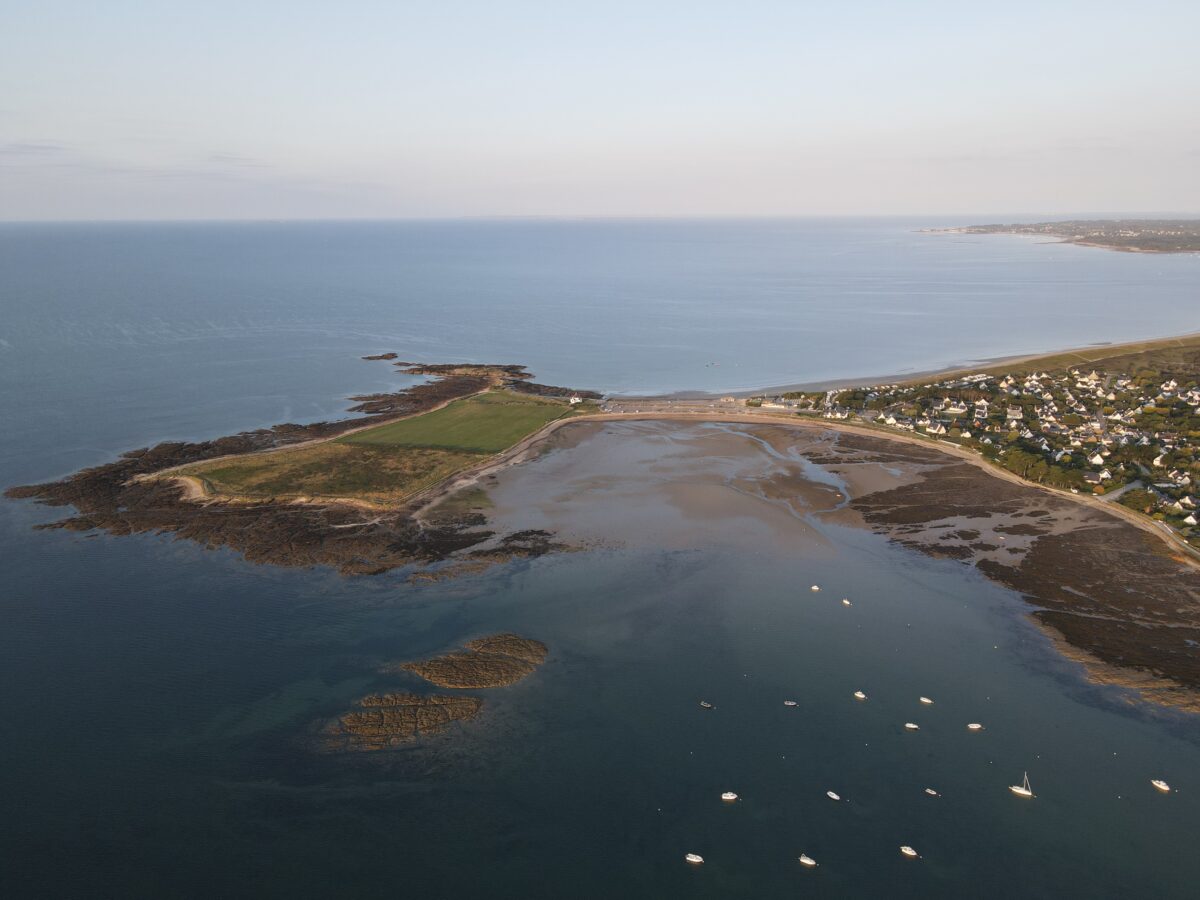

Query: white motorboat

[967,723,984,731]
[924,788,940,797]
[699,700,714,710]
[685,853,704,865]
[853,690,867,700]
[904,722,920,731]
[826,790,841,801]
[798,854,818,867]
[721,791,739,802]
[919,696,933,705]
[784,699,798,707]
[810,585,821,592]
[1009,771,1034,798]
[900,845,919,858]
[842,598,852,606]
[1152,779,1171,793]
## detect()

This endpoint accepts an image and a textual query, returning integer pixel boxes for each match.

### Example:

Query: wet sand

[483,420,1200,713]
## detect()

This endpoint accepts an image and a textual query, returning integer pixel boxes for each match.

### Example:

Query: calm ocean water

[1,220,1198,898]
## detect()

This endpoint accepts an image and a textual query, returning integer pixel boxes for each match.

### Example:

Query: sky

[2,0,1198,220]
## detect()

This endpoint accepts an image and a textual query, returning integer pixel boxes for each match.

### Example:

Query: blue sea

[1,219,1198,898]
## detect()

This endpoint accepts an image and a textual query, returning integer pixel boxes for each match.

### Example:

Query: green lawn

[336,390,575,453]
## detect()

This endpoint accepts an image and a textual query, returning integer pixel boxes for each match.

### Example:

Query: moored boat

[924,788,940,797]
[721,791,739,802]
[905,722,920,731]
[1009,771,1034,798]
[967,723,984,731]
[900,845,919,858]
[685,853,704,864]
[826,790,841,801]
[798,853,818,867]
[699,700,714,709]
[853,690,867,700]
[1152,779,1171,793]
[919,696,933,705]
[784,699,798,707]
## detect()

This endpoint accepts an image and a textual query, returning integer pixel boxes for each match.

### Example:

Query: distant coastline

[651,329,1200,399]
[924,218,1200,254]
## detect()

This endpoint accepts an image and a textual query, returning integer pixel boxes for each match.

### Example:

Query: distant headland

[927,219,1200,253]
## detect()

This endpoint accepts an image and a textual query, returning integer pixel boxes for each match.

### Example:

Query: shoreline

[638,329,1200,398]
[412,410,1200,569]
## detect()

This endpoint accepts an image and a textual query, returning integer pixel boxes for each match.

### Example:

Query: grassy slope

[182,390,577,505]
[336,390,574,453]
[184,443,482,504]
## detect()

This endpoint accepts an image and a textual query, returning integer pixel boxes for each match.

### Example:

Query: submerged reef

[390,633,550,689]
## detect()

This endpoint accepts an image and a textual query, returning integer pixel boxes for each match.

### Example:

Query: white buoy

[905,722,920,731]
[1152,779,1171,793]
[853,690,867,700]
[900,845,919,858]
[721,791,739,802]
[826,790,841,801]
[685,853,704,865]
[919,696,933,705]
[798,853,818,867]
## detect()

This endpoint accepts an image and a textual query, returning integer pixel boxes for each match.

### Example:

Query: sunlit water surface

[1,220,1198,898]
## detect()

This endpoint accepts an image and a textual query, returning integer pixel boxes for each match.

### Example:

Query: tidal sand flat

[486,419,1200,713]
[447,418,1200,898]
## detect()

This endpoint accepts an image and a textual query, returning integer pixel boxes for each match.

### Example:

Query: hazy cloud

[0,141,69,156]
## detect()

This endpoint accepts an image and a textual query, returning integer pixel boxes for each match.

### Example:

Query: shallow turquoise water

[1,220,1198,897]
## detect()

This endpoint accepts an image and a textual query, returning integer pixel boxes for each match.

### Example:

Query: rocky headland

[4,359,585,576]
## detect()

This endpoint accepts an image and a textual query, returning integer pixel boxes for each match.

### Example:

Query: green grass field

[178,390,583,505]
[336,390,574,453]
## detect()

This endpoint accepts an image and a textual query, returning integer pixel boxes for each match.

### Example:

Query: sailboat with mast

[1009,771,1034,798]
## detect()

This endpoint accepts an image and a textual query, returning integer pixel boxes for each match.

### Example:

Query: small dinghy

[904,722,920,731]
[967,723,984,731]
[919,696,933,705]
[699,700,714,709]
[685,853,704,865]
[826,790,841,801]
[924,788,940,797]
[721,791,739,802]
[798,854,818,867]
[842,598,852,607]
[853,690,867,701]
[784,700,798,707]
[1009,771,1034,798]
[1152,779,1171,793]
[900,845,919,858]
[810,585,821,592]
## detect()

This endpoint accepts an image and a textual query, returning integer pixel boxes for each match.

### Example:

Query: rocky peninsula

[4,360,589,576]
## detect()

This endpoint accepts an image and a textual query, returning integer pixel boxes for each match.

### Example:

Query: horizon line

[3,211,1200,226]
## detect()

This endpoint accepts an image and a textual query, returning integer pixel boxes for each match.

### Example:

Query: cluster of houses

[761,364,1200,545]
